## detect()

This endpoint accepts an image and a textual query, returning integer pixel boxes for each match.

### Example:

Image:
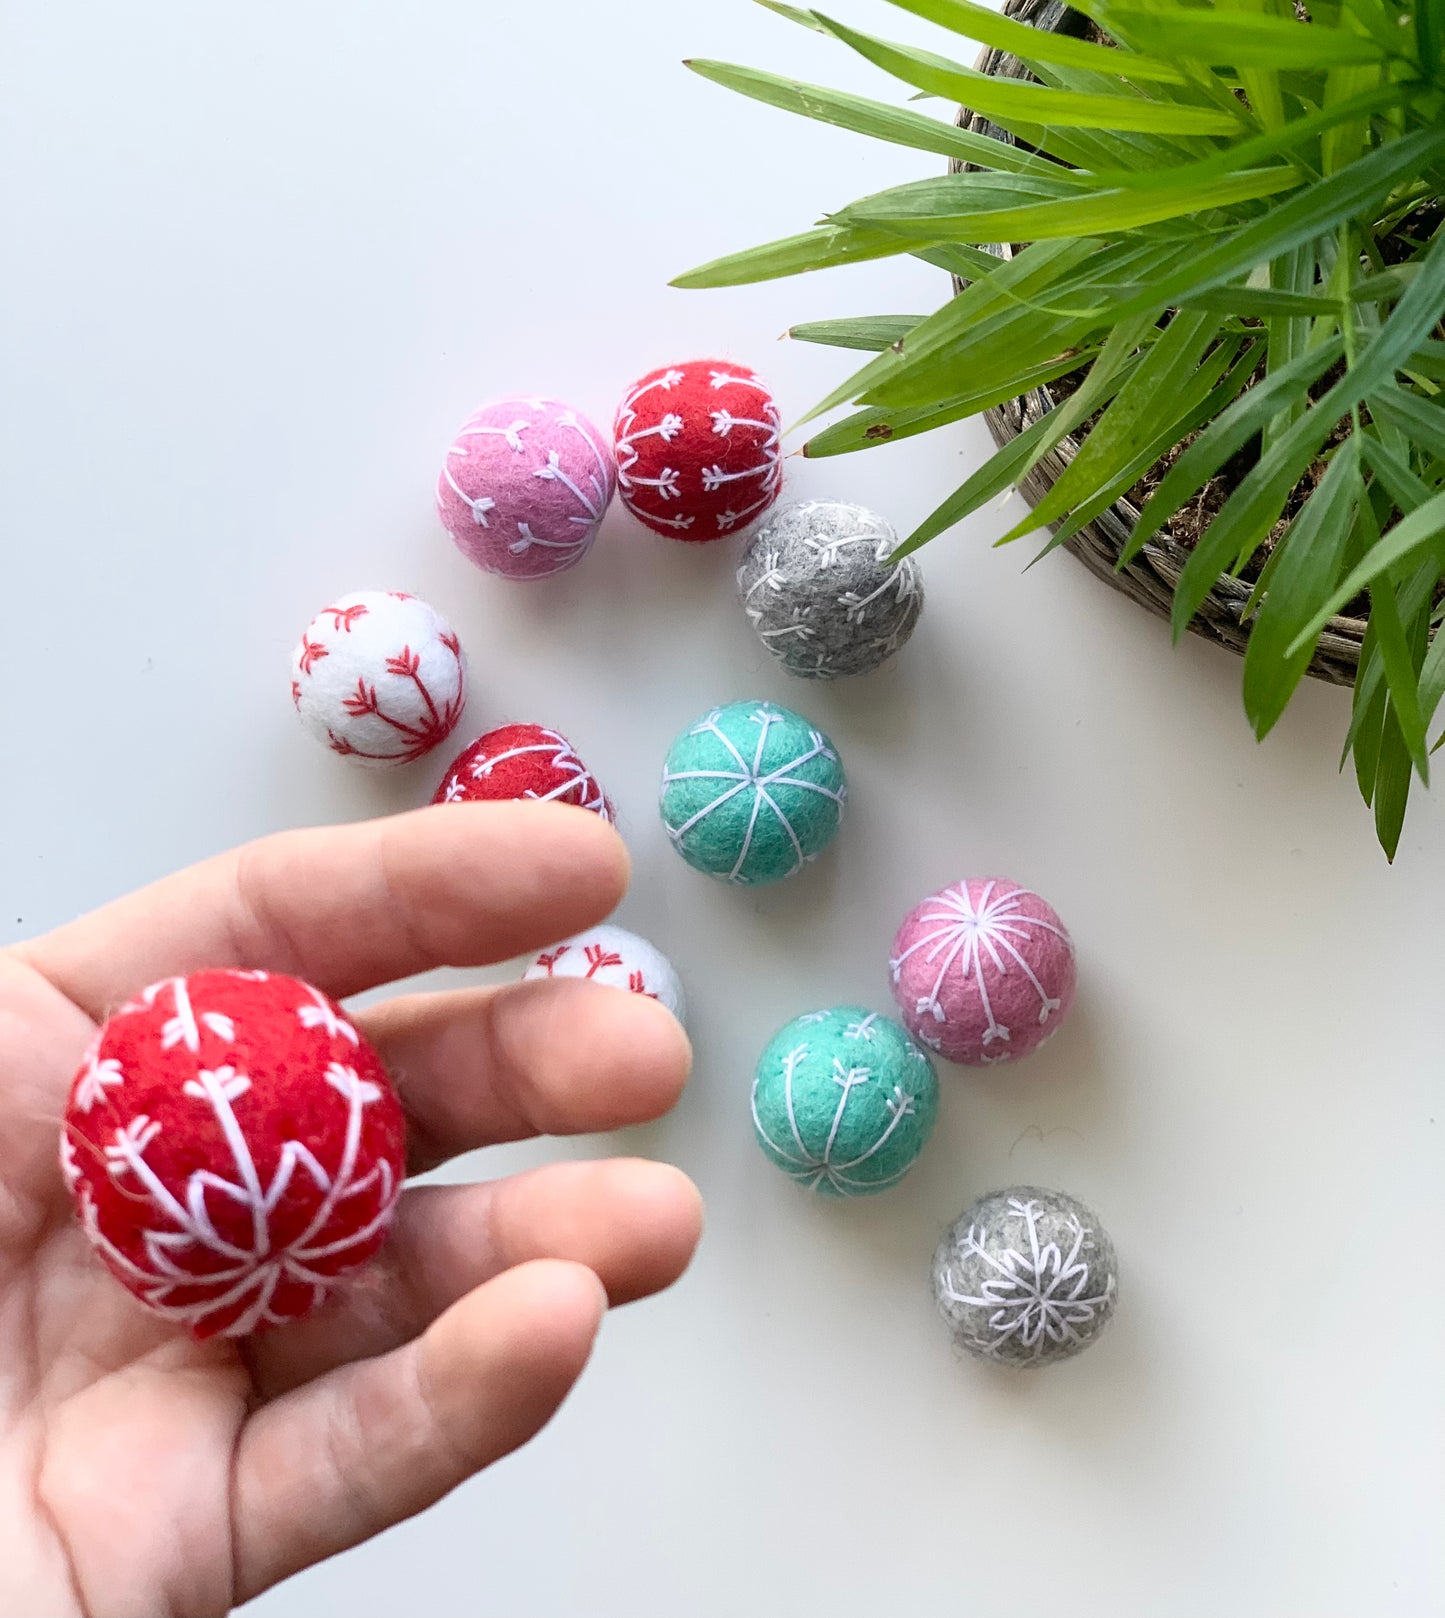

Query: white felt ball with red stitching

[523,925,686,1025]
[291,590,467,767]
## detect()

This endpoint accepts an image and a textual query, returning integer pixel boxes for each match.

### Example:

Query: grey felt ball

[737,499,923,680]
[932,1186,1118,1369]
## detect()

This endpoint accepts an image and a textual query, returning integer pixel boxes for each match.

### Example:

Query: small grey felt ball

[737,499,923,679]
[932,1186,1118,1369]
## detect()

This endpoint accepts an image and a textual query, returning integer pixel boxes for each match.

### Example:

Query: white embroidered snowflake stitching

[296,594,465,764]
[144,977,236,1055]
[661,703,844,882]
[937,1197,1114,1363]
[81,1043,396,1337]
[447,730,612,821]
[296,982,359,1045]
[889,882,1072,1051]
[615,368,782,534]
[74,1049,124,1113]
[444,401,612,572]
[737,508,921,676]
[750,1047,921,1196]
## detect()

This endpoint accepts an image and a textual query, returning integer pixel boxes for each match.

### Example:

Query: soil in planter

[1042,354,1354,594]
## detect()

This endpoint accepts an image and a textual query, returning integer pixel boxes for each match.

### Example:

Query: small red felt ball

[61,970,405,1340]
[614,358,783,541]
[433,722,614,820]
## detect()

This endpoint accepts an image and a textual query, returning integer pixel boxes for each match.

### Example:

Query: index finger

[19,802,629,1019]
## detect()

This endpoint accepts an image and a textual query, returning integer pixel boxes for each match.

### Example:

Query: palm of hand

[0,805,698,1617]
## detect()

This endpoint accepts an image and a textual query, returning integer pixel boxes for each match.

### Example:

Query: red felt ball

[61,970,405,1340]
[614,358,783,541]
[433,722,614,819]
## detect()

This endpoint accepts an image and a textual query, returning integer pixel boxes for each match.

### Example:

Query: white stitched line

[558,409,613,491]
[889,882,1069,1035]
[943,1202,1112,1359]
[756,787,804,869]
[662,709,841,880]
[751,1081,812,1169]
[781,1047,814,1166]
[700,460,777,491]
[716,489,779,533]
[708,370,771,395]
[831,1085,913,1172]
[728,787,768,882]
[456,417,530,451]
[441,465,488,516]
[821,1062,871,1165]
[533,451,600,520]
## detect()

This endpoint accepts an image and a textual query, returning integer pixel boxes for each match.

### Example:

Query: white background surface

[3,1,1443,1614]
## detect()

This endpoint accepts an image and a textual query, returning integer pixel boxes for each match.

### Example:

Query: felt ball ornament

[889,879,1075,1066]
[932,1187,1118,1368]
[434,723,613,820]
[614,358,783,540]
[523,925,685,1024]
[751,1007,937,1196]
[659,699,846,885]
[291,590,466,766]
[436,397,617,580]
[60,969,405,1339]
[738,500,924,680]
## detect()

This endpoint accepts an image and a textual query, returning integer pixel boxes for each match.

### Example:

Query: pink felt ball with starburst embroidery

[436,397,617,579]
[60,970,406,1339]
[889,879,1076,1066]
[291,589,466,766]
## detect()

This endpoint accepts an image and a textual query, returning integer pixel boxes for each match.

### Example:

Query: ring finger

[246,1156,704,1396]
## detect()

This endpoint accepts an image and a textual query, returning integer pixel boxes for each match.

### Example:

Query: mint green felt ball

[658,700,847,885]
[751,1007,938,1196]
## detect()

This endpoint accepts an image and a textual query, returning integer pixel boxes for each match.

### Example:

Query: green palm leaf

[689,0,1445,854]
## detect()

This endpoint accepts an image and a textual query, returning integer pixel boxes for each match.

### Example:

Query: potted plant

[676,0,1445,857]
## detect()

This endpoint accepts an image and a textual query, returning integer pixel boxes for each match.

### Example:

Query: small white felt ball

[291,590,466,767]
[523,925,685,1024]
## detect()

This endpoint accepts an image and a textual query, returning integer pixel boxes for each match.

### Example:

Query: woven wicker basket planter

[956,0,1365,685]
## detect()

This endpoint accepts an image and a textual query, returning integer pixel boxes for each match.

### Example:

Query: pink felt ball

[436,397,617,580]
[888,879,1076,1066]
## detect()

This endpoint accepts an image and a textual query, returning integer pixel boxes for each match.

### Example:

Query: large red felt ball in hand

[61,970,405,1339]
[613,358,783,541]
[433,722,614,820]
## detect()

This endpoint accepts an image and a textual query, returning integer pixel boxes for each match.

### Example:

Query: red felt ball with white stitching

[61,970,406,1340]
[433,722,614,820]
[613,358,783,541]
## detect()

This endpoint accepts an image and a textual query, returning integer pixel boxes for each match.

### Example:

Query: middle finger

[359,976,693,1174]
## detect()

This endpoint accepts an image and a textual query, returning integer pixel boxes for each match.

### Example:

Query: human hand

[0,803,699,1616]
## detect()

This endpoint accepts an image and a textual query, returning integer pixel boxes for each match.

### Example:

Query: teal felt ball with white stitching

[751,1007,938,1196]
[658,700,847,885]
